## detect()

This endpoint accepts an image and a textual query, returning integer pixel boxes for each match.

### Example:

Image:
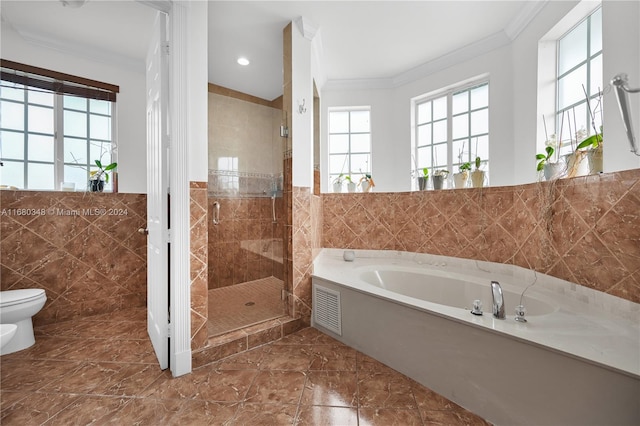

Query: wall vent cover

[314,285,342,335]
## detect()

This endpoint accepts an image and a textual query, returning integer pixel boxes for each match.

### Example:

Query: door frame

[139,0,192,377]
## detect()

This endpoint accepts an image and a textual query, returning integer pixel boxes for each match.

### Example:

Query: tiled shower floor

[208,277,286,337]
[0,307,491,425]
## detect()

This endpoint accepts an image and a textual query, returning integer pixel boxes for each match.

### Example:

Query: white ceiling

[1,0,542,101]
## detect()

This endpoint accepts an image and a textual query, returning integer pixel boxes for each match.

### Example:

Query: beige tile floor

[208,278,286,337]
[0,307,490,425]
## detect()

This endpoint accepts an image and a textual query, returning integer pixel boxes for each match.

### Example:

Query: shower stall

[207,90,286,337]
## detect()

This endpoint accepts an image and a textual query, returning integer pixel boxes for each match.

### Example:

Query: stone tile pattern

[0,310,488,425]
[283,157,294,319]
[207,196,284,290]
[208,171,282,198]
[282,22,294,323]
[0,191,147,326]
[322,169,640,304]
[289,187,323,326]
[190,182,209,351]
[207,277,285,337]
[207,92,282,178]
[193,316,304,369]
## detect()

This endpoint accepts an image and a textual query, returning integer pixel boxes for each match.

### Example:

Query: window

[414,82,489,186]
[0,60,118,191]
[555,7,602,156]
[328,108,371,191]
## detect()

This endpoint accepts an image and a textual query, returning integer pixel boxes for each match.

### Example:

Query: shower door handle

[213,201,220,225]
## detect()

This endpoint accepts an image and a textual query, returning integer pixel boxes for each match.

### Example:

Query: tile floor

[0,307,490,425]
[208,278,285,337]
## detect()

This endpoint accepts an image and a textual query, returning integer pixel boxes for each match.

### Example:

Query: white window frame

[536,1,602,165]
[555,6,602,156]
[0,82,117,191]
[327,106,371,192]
[412,79,490,189]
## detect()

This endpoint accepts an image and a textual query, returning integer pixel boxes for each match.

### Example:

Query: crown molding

[323,30,510,92]
[10,26,145,73]
[391,30,511,88]
[135,0,171,14]
[505,0,549,41]
[294,16,319,41]
[323,0,547,93]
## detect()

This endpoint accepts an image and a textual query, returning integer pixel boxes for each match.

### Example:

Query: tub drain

[245,301,255,306]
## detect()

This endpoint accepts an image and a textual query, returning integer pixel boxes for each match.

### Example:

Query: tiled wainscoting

[190,182,209,351]
[0,191,147,326]
[322,169,640,304]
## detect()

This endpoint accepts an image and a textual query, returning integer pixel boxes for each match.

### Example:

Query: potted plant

[576,87,603,175]
[432,169,449,190]
[332,174,344,193]
[359,173,375,192]
[536,146,562,181]
[89,159,117,192]
[576,127,603,175]
[453,162,470,188]
[470,156,485,188]
[417,167,429,190]
[345,175,356,193]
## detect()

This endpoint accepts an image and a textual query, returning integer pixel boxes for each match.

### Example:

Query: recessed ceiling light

[237,57,250,66]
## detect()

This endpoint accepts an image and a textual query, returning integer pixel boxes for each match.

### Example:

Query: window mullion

[585,13,592,137]
[22,87,28,188]
[467,92,472,164]
[347,111,352,175]
[446,93,453,173]
[54,94,64,189]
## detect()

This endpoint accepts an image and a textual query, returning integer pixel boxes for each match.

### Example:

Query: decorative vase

[586,146,603,174]
[543,162,564,181]
[453,171,468,189]
[417,176,428,191]
[347,182,356,193]
[470,170,485,188]
[333,182,342,193]
[89,179,105,192]
[432,175,445,190]
[361,181,371,192]
[563,151,588,178]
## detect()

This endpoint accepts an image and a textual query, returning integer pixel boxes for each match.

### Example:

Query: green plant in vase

[417,167,429,190]
[89,160,117,192]
[471,156,485,188]
[453,162,471,189]
[432,169,449,190]
[576,126,603,175]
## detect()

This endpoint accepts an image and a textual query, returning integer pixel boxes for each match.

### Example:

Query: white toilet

[0,289,47,355]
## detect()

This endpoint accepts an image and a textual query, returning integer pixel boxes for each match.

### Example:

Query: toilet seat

[0,289,46,308]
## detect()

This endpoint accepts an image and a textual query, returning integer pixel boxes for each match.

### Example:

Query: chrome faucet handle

[491,281,506,319]
[470,299,483,316]
[514,305,527,322]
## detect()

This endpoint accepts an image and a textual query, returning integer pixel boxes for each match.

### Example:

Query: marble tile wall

[283,156,293,318]
[207,171,283,198]
[321,169,640,304]
[190,182,209,351]
[286,187,324,326]
[208,92,283,177]
[0,190,147,326]
[292,187,312,324]
[207,196,284,290]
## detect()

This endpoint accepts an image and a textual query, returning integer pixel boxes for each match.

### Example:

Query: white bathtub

[312,249,640,426]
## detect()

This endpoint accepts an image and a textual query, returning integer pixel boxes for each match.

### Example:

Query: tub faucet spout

[491,281,506,319]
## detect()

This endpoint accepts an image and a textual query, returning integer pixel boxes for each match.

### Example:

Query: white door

[146,11,170,370]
